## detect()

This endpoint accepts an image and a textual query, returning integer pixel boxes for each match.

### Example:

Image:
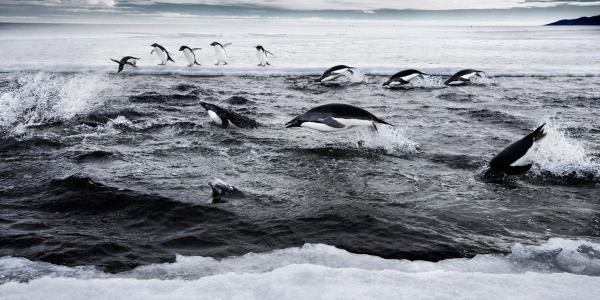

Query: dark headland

[546,15,600,25]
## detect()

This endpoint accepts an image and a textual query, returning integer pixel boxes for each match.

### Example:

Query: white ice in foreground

[1,238,599,299]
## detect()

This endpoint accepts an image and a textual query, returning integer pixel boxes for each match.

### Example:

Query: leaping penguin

[382,69,427,87]
[255,45,274,66]
[445,69,484,85]
[150,43,175,65]
[210,42,231,65]
[199,102,259,129]
[487,124,547,177]
[179,46,202,67]
[110,56,139,73]
[316,65,355,83]
[285,103,392,132]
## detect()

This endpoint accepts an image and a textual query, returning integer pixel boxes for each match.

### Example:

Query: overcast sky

[1,0,599,24]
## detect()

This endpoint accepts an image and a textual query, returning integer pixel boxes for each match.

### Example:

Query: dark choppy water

[1,71,599,273]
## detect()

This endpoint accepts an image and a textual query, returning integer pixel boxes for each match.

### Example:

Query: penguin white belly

[301,122,345,132]
[183,50,195,66]
[388,81,403,87]
[461,72,477,80]
[215,47,227,63]
[401,73,419,82]
[257,51,267,65]
[321,74,343,82]
[155,47,167,63]
[207,110,223,126]
[333,118,374,128]
[510,145,536,167]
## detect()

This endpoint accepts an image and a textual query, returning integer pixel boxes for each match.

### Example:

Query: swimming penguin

[208,178,244,204]
[487,124,547,177]
[179,46,202,67]
[316,65,355,83]
[150,43,175,65]
[445,69,484,85]
[285,103,392,132]
[210,42,232,65]
[382,69,427,87]
[199,102,259,129]
[110,56,139,73]
[255,45,274,66]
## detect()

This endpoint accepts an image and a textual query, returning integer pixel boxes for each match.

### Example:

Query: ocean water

[0,21,599,299]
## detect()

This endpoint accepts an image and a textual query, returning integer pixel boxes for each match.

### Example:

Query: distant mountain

[546,15,600,25]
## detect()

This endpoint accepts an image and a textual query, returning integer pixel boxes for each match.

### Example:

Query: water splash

[470,73,497,86]
[529,122,600,182]
[0,72,112,135]
[353,125,418,156]
[406,75,445,89]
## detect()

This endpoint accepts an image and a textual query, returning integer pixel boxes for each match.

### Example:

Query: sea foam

[0,238,599,300]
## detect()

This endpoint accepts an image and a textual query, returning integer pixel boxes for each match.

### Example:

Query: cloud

[0,0,115,7]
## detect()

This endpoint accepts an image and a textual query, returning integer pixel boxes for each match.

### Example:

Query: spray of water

[529,121,600,182]
[353,125,418,156]
[0,72,111,135]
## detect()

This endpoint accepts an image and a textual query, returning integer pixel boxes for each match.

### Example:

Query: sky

[0,0,599,24]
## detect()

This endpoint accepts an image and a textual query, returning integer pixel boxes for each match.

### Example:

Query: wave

[0,72,113,136]
[1,238,599,299]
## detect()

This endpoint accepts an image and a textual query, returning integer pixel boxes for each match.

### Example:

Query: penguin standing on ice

[110,56,139,73]
[255,45,274,66]
[285,103,392,132]
[486,124,547,177]
[150,43,175,65]
[316,65,355,83]
[445,69,484,85]
[210,42,231,65]
[179,46,202,67]
[382,69,427,87]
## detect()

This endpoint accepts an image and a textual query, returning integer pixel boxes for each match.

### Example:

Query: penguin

[208,178,244,204]
[487,124,547,176]
[150,43,175,65]
[316,65,355,83]
[199,102,259,129]
[255,45,274,66]
[285,103,392,132]
[110,56,139,73]
[179,46,202,67]
[382,69,427,87]
[210,42,232,65]
[445,69,484,85]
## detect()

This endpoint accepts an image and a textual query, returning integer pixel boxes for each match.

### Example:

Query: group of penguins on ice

[110,42,547,202]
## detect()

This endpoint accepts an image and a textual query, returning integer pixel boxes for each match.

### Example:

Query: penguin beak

[285,119,301,128]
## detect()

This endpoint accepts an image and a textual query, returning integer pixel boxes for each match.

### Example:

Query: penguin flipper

[220,117,229,129]
[192,48,202,51]
[222,43,232,48]
[321,117,345,129]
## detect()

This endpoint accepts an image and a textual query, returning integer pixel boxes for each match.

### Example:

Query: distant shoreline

[546,15,600,26]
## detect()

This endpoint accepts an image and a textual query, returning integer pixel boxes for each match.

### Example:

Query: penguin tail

[374,117,393,127]
[382,80,391,87]
[532,123,546,142]
[168,57,175,63]
[194,60,201,66]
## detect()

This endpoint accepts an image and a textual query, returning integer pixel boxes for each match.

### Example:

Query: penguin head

[285,118,302,128]
[210,42,218,47]
[178,46,187,51]
[256,45,264,51]
[150,43,159,47]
